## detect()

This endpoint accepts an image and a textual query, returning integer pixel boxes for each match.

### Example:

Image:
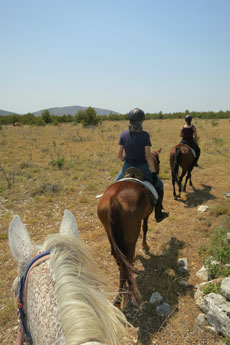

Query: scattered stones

[224,192,230,199]
[196,265,209,281]
[149,291,163,306]
[220,277,230,300]
[203,293,230,337]
[156,302,172,318]
[177,257,188,274]
[195,286,208,312]
[197,205,209,212]
[196,313,207,326]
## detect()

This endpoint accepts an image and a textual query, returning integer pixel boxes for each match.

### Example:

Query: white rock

[220,277,230,301]
[197,205,209,212]
[177,257,188,273]
[196,266,209,281]
[204,293,230,337]
[196,313,207,326]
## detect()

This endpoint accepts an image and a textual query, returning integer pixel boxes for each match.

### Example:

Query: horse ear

[59,210,79,238]
[8,216,32,262]
[158,148,161,154]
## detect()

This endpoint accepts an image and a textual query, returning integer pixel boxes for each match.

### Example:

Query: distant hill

[0,106,120,116]
[0,109,15,116]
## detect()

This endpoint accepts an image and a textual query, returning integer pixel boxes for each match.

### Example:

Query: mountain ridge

[0,105,120,116]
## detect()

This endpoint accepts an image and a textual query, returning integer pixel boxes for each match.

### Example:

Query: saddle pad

[118,177,158,201]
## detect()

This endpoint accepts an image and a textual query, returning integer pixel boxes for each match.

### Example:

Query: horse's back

[97,180,152,220]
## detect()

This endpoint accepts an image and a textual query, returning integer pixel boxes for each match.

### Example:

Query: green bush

[74,107,100,127]
[41,110,52,124]
[50,156,65,169]
[36,117,45,126]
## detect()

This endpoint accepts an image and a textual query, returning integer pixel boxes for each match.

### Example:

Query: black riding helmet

[128,108,145,123]
[185,114,192,124]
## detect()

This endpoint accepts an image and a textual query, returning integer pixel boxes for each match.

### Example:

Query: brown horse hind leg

[142,217,150,251]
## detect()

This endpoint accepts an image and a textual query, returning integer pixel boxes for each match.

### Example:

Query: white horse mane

[9,210,129,345]
[43,234,128,345]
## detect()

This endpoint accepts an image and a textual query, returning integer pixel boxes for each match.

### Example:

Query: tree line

[0,107,230,127]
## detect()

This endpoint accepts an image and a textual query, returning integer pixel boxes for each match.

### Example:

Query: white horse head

[9,210,129,345]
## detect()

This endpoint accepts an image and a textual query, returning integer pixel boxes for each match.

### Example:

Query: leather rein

[15,251,51,345]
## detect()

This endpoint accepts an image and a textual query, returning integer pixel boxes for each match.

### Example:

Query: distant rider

[180,114,200,167]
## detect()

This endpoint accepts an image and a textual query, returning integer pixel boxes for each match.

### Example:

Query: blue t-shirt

[118,130,152,164]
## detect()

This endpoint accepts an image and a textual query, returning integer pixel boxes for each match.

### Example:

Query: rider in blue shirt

[115,108,168,223]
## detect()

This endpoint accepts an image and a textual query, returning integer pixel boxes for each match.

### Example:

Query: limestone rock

[204,293,230,337]
[177,257,188,274]
[196,266,209,281]
[197,205,209,212]
[220,277,230,301]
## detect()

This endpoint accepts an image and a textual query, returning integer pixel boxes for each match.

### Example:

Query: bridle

[15,251,50,345]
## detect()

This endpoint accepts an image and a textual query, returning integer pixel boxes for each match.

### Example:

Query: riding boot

[153,183,168,223]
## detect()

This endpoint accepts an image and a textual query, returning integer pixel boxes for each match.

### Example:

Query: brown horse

[170,144,196,199]
[97,150,160,307]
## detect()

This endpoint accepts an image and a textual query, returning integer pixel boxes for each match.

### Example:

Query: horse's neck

[26,262,65,345]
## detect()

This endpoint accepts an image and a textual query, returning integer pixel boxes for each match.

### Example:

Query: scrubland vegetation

[0,107,230,127]
[0,118,230,344]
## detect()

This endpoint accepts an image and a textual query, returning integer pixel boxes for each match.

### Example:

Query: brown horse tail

[108,196,141,305]
[173,147,181,181]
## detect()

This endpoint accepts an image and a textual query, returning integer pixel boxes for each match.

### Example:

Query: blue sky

[1,0,229,114]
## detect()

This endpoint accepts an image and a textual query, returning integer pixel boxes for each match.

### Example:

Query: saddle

[121,167,158,206]
[124,167,145,180]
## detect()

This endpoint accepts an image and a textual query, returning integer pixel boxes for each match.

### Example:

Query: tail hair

[173,147,181,182]
[108,196,141,305]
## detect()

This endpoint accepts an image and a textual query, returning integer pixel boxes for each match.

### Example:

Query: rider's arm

[145,146,156,173]
[180,126,184,137]
[193,126,198,140]
[117,145,124,161]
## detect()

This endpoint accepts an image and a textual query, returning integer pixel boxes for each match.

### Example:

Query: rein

[15,251,50,345]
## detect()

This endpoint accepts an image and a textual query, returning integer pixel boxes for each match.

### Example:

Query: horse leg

[183,168,193,191]
[178,170,186,197]
[172,177,177,199]
[142,217,149,251]
[189,171,193,187]
[183,173,189,192]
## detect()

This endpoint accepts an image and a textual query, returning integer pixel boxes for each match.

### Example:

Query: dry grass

[0,119,230,344]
